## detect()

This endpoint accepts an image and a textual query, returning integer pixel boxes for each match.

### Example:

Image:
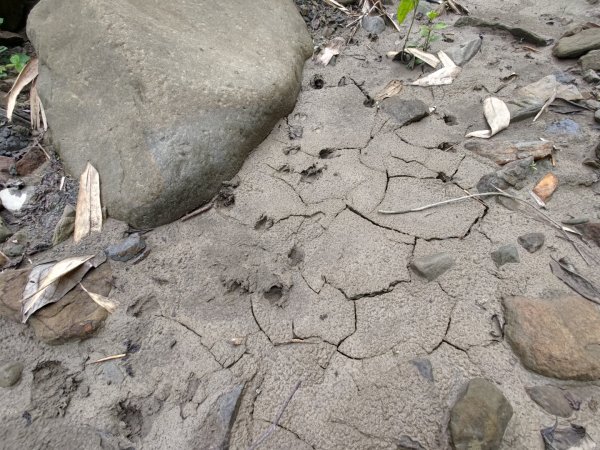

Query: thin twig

[180,202,213,222]
[88,353,127,364]
[247,380,302,450]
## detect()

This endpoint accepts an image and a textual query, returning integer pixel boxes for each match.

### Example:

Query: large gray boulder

[28,0,312,227]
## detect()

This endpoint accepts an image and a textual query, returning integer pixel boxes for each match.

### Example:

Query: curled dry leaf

[409,51,460,86]
[404,48,440,68]
[6,57,39,122]
[80,283,116,313]
[465,97,510,139]
[21,255,95,322]
[374,80,403,102]
[74,162,103,243]
[533,173,559,203]
[315,37,345,66]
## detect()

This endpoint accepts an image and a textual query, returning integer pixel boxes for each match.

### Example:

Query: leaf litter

[466,97,510,139]
[74,162,103,243]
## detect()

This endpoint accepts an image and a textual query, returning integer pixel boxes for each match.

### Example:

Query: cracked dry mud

[2,0,600,449]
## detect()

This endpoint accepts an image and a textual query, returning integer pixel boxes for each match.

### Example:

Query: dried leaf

[374,80,403,102]
[80,283,116,313]
[404,48,440,68]
[21,255,95,322]
[533,173,558,202]
[29,80,47,132]
[6,57,39,122]
[409,51,460,86]
[533,87,558,122]
[315,37,345,66]
[465,97,510,138]
[550,258,600,306]
[74,163,103,243]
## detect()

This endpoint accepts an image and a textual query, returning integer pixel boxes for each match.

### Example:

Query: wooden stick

[247,380,302,450]
[89,353,127,364]
[180,202,213,222]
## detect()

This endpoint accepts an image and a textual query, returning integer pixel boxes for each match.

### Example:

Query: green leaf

[397,0,418,25]
[426,10,440,21]
[433,22,448,30]
[0,46,7,54]
[10,53,30,72]
[419,25,430,37]
[429,34,441,42]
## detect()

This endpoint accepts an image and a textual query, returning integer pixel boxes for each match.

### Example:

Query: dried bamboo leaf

[465,97,510,138]
[6,57,39,122]
[533,172,558,203]
[315,37,345,66]
[404,48,440,68]
[74,163,102,243]
[80,283,116,313]
[374,80,403,102]
[409,51,460,86]
[21,255,95,322]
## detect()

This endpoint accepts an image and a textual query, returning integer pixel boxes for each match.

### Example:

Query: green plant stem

[402,0,420,53]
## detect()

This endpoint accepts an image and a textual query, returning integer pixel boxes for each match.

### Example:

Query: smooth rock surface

[517,232,545,253]
[503,295,600,380]
[411,253,454,281]
[0,360,23,388]
[526,385,574,417]
[449,378,513,450]
[553,28,600,58]
[106,234,146,262]
[381,98,430,128]
[580,49,600,71]
[28,0,312,227]
[491,245,520,268]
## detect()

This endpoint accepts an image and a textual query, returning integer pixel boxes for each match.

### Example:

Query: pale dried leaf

[6,57,39,122]
[409,51,460,86]
[533,87,557,122]
[374,80,403,102]
[29,80,47,132]
[465,97,510,139]
[21,255,95,322]
[74,163,102,243]
[315,37,345,66]
[80,283,116,313]
[404,48,440,68]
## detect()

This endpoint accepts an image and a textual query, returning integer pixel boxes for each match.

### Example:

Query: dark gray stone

[477,157,535,194]
[491,245,520,268]
[411,358,434,382]
[445,38,482,66]
[106,234,146,262]
[526,385,574,417]
[449,378,513,450]
[583,69,600,84]
[52,204,76,246]
[0,216,12,243]
[517,232,545,253]
[411,253,454,281]
[3,230,27,257]
[381,98,429,128]
[198,384,244,449]
[0,360,23,388]
[28,0,312,228]
[362,15,386,35]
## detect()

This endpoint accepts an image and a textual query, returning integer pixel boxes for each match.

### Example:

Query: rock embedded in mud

[52,204,76,246]
[553,28,600,58]
[503,295,600,380]
[411,253,454,281]
[449,378,513,450]
[27,0,312,228]
[0,216,12,243]
[444,38,482,66]
[526,385,575,417]
[491,245,519,268]
[3,230,28,257]
[0,360,23,388]
[580,49,600,71]
[381,98,430,128]
[106,233,146,262]
[362,15,386,35]
[517,232,545,253]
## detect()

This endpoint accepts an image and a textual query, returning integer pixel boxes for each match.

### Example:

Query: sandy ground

[2,0,600,449]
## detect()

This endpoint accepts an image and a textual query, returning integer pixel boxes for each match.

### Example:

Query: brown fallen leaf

[80,283,116,313]
[374,80,403,102]
[314,37,345,66]
[21,255,96,322]
[465,97,510,139]
[533,172,558,203]
[74,162,102,243]
[6,57,38,122]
